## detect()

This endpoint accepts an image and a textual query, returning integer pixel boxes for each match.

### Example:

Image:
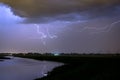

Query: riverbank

[13,54,120,80]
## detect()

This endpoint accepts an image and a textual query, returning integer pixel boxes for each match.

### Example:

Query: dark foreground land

[13,53,120,80]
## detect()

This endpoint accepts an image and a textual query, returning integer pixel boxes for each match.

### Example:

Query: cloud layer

[0,0,120,18]
[0,3,23,25]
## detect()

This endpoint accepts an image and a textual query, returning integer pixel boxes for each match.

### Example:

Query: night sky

[0,0,120,53]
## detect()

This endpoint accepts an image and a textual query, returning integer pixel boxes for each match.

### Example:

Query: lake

[0,57,63,80]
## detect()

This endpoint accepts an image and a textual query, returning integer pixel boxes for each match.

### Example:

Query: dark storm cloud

[0,0,120,18]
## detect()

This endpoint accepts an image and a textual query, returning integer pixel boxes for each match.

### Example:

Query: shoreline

[13,54,120,80]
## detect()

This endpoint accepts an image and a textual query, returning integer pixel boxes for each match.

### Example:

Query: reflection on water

[0,57,63,80]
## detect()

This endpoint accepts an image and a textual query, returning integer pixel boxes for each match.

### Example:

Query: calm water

[0,57,63,80]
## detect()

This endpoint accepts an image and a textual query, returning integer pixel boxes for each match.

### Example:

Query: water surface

[0,57,63,80]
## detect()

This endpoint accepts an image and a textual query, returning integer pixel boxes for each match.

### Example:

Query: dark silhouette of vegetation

[12,53,120,80]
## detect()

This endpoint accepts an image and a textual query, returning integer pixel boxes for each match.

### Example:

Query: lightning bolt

[46,25,57,39]
[99,20,120,32]
[91,19,120,34]
[30,24,57,45]
[34,24,47,38]
[75,19,120,34]
[31,20,85,45]
[29,19,120,45]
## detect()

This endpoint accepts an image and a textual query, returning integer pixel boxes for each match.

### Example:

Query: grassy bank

[13,54,120,80]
